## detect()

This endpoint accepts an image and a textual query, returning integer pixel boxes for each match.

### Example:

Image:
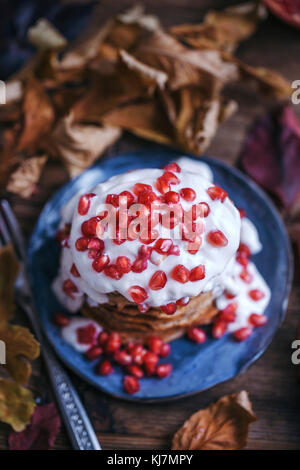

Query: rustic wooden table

[1,0,300,450]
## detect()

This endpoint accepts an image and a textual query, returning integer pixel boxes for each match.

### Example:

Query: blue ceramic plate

[28,148,293,402]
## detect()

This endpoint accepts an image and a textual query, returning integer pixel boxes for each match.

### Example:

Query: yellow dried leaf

[0,378,36,431]
[172,391,257,450]
[0,245,19,328]
[7,155,48,198]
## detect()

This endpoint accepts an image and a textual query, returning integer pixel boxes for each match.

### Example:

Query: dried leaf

[6,155,48,198]
[172,391,256,450]
[0,325,40,384]
[241,105,300,211]
[28,19,67,51]
[9,403,61,450]
[50,113,121,177]
[0,245,19,328]
[0,378,36,432]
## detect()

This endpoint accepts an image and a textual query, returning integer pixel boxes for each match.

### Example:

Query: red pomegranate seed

[187,238,202,255]
[119,190,135,207]
[180,187,196,202]
[143,351,159,375]
[123,375,140,394]
[225,291,236,299]
[161,303,177,315]
[187,327,206,344]
[126,364,144,379]
[248,289,265,301]
[176,296,190,306]
[138,303,150,313]
[163,162,181,173]
[81,217,99,237]
[156,363,173,378]
[212,320,227,339]
[139,229,159,245]
[233,327,253,342]
[75,237,89,251]
[189,265,205,282]
[198,202,210,218]
[249,313,268,327]
[156,176,171,194]
[131,344,146,365]
[133,183,152,196]
[132,257,148,273]
[238,207,247,218]
[97,359,113,376]
[78,193,95,215]
[154,238,173,254]
[70,263,80,277]
[139,245,153,259]
[86,346,103,361]
[147,336,163,354]
[62,279,78,298]
[56,224,71,246]
[207,185,228,202]
[97,331,108,346]
[53,312,70,327]
[239,269,253,283]
[105,332,121,354]
[128,286,148,304]
[92,254,110,273]
[171,264,190,284]
[236,252,249,268]
[113,229,126,245]
[114,349,132,366]
[162,171,180,185]
[169,244,180,256]
[76,323,96,344]
[159,342,171,358]
[116,256,131,274]
[104,264,123,280]
[106,194,119,207]
[207,230,228,247]
[164,191,180,204]
[239,243,251,258]
[149,271,167,290]
[219,302,238,323]
[87,238,104,252]
[138,190,158,205]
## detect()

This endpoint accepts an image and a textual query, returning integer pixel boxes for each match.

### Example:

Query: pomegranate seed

[75,237,89,251]
[156,176,170,194]
[161,303,177,315]
[87,238,104,252]
[92,254,110,273]
[138,303,150,313]
[131,345,146,365]
[104,264,123,280]
[70,263,80,277]
[86,346,103,361]
[62,279,78,298]
[176,296,190,306]
[159,342,171,358]
[56,224,71,246]
[225,291,236,299]
[143,351,159,375]
[249,313,268,327]
[115,256,131,274]
[238,243,251,258]
[171,264,190,283]
[98,331,108,346]
[154,238,173,254]
[180,187,196,202]
[149,271,167,290]
[81,217,99,237]
[105,332,121,354]
[163,162,181,173]
[189,265,205,281]
[139,229,159,245]
[219,302,237,323]
[119,190,135,207]
[156,363,173,378]
[132,183,152,196]
[138,190,158,205]
[76,323,96,344]
[106,194,119,207]
[128,286,148,303]
[164,191,180,204]
[113,230,126,245]
[187,238,202,255]
[238,207,247,218]
[248,289,265,301]
[162,171,180,185]
[114,349,132,366]
[53,312,70,327]
[187,327,206,344]
[97,359,113,376]
[126,364,144,379]
[123,375,140,394]
[207,230,228,247]
[233,327,253,342]
[207,185,228,202]
[132,257,147,273]
[198,202,210,217]
[169,244,180,256]
[147,336,163,354]
[78,193,95,215]
[239,269,253,283]
[212,320,227,338]
[139,245,153,259]
[236,252,249,268]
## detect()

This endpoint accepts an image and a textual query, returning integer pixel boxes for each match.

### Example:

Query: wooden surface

[1,0,300,450]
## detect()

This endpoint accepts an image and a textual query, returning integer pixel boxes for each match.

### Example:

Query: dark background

[1,0,300,450]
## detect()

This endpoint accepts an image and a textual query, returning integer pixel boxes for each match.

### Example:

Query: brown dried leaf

[50,113,121,177]
[28,18,67,51]
[0,245,19,329]
[239,62,291,99]
[6,155,48,198]
[0,325,40,385]
[0,378,36,432]
[172,391,256,450]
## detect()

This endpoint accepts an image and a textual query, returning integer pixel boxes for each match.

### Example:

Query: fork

[0,199,101,450]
